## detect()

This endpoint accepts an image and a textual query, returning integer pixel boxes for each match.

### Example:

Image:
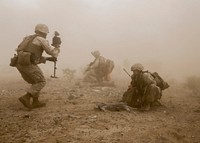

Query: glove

[46,57,57,62]
[53,48,60,58]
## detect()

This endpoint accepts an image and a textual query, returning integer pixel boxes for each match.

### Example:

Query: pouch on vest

[17,51,32,66]
[9,54,18,67]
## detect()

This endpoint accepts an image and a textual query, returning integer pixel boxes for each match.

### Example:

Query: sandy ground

[0,74,200,143]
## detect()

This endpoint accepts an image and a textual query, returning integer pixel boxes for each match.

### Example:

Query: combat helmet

[91,50,100,57]
[54,31,60,36]
[35,24,49,34]
[131,63,144,71]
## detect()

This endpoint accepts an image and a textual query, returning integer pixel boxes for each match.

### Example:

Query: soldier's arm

[36,37,60,57]
[90,59,99,69]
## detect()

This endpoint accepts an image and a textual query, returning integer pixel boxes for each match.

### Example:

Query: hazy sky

[0,0,200,80]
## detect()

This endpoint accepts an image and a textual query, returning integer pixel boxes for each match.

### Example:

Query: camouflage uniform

[16,24,59,109]
[84,51,106,82]
[17,64,45,97]
[103,59,114,81]
[122,63,161,111]
[17,36,59,97]
[131,72,161,105]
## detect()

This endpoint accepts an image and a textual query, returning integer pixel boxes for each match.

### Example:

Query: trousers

[16,64,46,97]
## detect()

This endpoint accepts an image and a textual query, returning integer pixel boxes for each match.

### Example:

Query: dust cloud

[1,0,200,83]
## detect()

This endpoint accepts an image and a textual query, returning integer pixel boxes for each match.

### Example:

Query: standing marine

[14,24,60,109]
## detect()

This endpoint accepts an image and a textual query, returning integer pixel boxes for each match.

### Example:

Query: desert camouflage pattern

[122,72,161,108]
[83,55,114,83]
[16,64,46,97]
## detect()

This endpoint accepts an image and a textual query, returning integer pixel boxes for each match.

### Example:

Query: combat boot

[151,100,162,107]
[140,103,150,111]
[18,93,32,109]
[32,97,46,108]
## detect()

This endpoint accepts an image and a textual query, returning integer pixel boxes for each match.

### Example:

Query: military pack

[151,72,169,90]
[105,59,114,73]
[98,57,114,74]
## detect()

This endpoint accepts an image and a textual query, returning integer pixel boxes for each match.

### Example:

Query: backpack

[16,34,37,53]
[96,57,114,77]
[105,59,114,74]
[151,72,169,90]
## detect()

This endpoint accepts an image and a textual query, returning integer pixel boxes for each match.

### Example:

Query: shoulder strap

[17,34,37,52]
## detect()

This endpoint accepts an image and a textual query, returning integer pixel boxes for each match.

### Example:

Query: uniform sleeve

[36,37,60,57]
[143,73,156,85]
[90,58,99,69]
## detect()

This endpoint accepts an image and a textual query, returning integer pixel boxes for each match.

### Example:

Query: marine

[13,24,60,109]
[122,63,169,111]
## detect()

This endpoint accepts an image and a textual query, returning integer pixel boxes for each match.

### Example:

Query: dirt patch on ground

[0,76,200,143]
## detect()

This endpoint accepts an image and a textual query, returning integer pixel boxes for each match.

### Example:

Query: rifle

[84,61,94,74]
[123,68,131,77]
[46,57,58,78]
[51,61,57,78]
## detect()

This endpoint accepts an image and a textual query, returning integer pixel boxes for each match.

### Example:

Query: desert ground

[0,70,200,143]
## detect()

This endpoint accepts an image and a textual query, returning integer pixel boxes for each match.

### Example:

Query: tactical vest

[23,41,44,64]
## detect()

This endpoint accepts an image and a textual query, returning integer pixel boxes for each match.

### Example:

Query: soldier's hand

[89,62,94,66]
[46,57,57,62]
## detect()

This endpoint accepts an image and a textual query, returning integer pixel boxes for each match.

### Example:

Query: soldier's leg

[83,70,97,82]
[122,88,140,108]
[17,64,46,96]
[17,65,46,108]
[96,75,103,83]
[17,65,34,109]
[104,73,111,81]
[141,84,161,111]
[17,65,35,84]
[27,65,46,108]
